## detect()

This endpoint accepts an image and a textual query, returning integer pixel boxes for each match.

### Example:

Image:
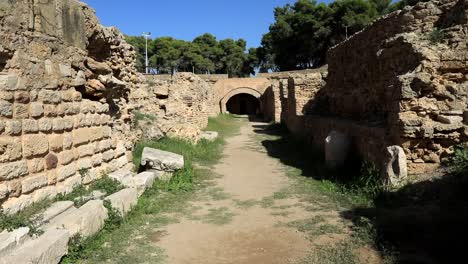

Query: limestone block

[102,150,115,162]
[14,104,29,118]
[45,200,108,238]
[0,183,8,200]
[58,150,75,165]
[0,100,12,117]
[59,64,72,77]
[105,188,138,216]
[325,131,351,167]
[78,158,92,170]
[382,146,408,186]
[38,90,61,104]
[437,115,463,124]
[28,159,45,173]
[0,229,69,264]
[78,144,95,158]
[52,118,65,132]
[0,137,22,162]
[37,201,75,225]
[0,160,28,180]
[131,171,156,195]
[57,162,76,181]
[141,147,184,172]
[0,74,19,91]
[63,133,73,150]
[22,134,49,158]
[62,117,74,130]
[1,194,33,214]
[0,227,30,258]
[108,169,133,183]
[38,119,52,132]
[71,71,86,87]
[21,173,48,194]
[5,120,22,135]
[97,139,112,152]
[49,134,64,152]
[200,131,219,141]
[22,119,38,133]
[91,153,103,166]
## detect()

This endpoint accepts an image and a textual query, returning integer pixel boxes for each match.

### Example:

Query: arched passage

[220,87,262,115]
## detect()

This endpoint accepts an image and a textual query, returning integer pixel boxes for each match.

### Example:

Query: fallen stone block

[132,171,156,195]
[0,227,29,258]
[106,188,138,216]
[141,147,184,172]
[200,131,219,141]
[325,130,351,167]
[0,229,69,264]
[37,201,74,225]
[382,146,408,186]
[45,200,108,238]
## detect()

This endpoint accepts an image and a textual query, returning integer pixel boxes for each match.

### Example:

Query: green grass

[202,207,235,225]
[60,114,243,263]
[428,28,446,44]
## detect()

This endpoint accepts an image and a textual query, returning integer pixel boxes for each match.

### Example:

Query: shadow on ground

[252,122,468,264]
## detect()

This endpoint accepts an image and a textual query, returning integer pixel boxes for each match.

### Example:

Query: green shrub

[429,28,446,44]
[447,145,468,175]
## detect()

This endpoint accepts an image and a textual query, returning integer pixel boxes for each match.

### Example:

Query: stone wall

[137,73,214,140]
[283,0,467,176]
[0,0,140,212]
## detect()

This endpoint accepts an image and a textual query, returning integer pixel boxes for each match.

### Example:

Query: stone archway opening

[226,93,260,115]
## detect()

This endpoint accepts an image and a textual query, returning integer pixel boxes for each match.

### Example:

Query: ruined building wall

[138,73,215,140]
[0,0,141,212]
[286,0,467,174]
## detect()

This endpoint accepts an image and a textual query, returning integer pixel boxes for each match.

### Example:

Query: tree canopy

[126,33,257,77]
[126,0,425,75]
[256,0,425,72]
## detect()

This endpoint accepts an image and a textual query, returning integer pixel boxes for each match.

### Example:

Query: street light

[142,32,151,74]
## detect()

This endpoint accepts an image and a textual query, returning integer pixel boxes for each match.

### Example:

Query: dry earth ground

[80,120,383,264]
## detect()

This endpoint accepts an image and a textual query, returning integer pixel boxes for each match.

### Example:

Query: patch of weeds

[0,199,50,236]
[299,242,359,264]
[260,196,275,208]
[271,211,290,217]
[445,145,468,176]
[202,207,235,225]
[428,28,446,44]
[206,187,231,200]
[273,189,290,199]
[90,175,124,196]
[310,224,344,236]
[234,199,258,209]
[287,215,327,233]
[132,111,157,128]
[271,204,294,210]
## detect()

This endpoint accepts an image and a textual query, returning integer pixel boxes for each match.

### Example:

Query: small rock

[200,131,219,142]
[382,146,408,186]
[325,131,350,167]
[105,188,138,216]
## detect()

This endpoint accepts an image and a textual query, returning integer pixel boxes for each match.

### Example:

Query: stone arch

[220,87,263,114]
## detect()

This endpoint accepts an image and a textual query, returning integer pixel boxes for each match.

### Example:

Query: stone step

[0,229,69,264]
[200,131,219,141]
[37,201,75,225]
[44,200,108,238]
[0,227,30,258]
[105,188,138,216]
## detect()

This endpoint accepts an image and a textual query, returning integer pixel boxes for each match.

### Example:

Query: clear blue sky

[82,0,331,49]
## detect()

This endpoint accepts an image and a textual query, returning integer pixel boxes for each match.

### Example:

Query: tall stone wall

[283,0,467,175]
[138,73,215,140]
[0,0,141,212]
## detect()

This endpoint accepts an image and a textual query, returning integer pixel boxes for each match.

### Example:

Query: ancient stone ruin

[0,0,466,262]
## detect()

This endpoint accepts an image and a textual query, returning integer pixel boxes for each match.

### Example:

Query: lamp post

[142,32,151,74]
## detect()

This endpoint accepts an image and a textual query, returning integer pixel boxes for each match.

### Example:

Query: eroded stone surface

[141,147,184,172]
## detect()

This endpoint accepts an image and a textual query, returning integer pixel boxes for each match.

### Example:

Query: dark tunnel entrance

[226,93,260,115]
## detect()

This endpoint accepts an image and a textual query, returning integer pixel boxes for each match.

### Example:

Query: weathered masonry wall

[0,0,139,212]
[284,0,467,175]
[139,73,215,140]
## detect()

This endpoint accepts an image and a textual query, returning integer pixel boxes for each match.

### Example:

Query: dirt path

[153,122,347,264]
